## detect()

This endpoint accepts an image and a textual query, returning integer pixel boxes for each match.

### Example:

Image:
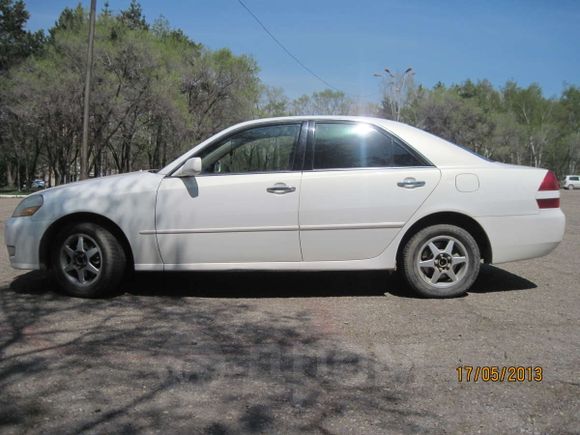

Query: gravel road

[0,193,578,434]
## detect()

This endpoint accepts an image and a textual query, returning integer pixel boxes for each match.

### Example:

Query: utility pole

[80,0,97,180]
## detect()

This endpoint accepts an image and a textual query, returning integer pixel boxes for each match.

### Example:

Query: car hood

[39,171,163,197]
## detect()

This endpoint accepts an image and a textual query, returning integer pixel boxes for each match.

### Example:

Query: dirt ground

[0,193,578,434]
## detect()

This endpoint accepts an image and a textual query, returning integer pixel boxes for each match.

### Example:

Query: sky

[24,0,580,101]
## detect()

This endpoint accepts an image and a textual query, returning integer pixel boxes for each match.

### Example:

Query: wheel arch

[396,211,492,265]
[39,212,134,271]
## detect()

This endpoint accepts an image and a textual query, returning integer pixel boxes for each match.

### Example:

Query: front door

[155,123,304,267]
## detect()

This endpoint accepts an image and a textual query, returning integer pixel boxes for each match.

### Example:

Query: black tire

[51,222,126,298]
[567,185,574,190]
[400,224,480,298]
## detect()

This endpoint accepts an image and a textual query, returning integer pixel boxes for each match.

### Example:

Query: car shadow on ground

[0,265,540,433]
[1,271,440,433]
[7,264,537,299]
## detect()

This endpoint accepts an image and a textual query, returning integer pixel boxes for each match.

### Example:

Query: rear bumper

[478,209,565,264]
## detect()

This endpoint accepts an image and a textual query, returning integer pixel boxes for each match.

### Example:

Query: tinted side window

[200,124,300,174]
[313,123,424,170]
[571,176,579,181]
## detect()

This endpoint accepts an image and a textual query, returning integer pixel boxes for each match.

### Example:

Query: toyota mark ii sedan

[5,116,565,298]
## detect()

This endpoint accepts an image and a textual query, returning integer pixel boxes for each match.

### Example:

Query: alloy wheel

[59,233,102,286]
[416,236,469,288]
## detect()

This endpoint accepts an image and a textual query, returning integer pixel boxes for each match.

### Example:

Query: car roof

[159,116,491,174]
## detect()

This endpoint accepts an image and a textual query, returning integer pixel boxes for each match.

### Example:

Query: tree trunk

[6,161,15,188]
[16,157,21,191]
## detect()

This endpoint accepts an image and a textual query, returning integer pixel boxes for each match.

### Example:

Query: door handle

[397,177,426,189]
[266,183,296,194]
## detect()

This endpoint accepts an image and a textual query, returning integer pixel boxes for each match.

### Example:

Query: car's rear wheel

[567,185,574,190]
[51,222,126,298]
[400,224,480,298]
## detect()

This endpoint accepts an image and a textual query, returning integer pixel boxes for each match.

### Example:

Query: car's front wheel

[400,224,481,298]
[51,222,126,298]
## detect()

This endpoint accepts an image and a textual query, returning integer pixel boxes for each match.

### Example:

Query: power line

[236,0,342,92]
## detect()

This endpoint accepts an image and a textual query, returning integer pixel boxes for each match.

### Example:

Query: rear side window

[570,176,579,181]
[313,123,426,170]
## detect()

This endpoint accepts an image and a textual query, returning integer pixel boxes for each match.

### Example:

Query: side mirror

[174,157,202,177]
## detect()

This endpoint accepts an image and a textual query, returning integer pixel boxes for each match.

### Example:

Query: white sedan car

[5,116,565,298]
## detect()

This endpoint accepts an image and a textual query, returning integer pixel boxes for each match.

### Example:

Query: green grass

[0,188,38,196]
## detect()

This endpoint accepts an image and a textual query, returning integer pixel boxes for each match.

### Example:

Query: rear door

[299,121,441,261]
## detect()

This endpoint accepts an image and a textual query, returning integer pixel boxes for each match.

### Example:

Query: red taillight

[537,170,560,208]
[537,198,560,209]
[538,170,560,191]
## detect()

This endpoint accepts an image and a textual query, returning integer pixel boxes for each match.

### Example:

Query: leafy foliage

[0,2,260,186]
[390,80,580,174]
[0,1,578,187]
[0,0,44,72]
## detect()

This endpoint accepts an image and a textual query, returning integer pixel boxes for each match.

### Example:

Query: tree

[256,85,289,117]
[119,0,148,30]
[398,79,578,172]
[0,0,44,72]
[0,4,262,186]
[0,0,44,187]
[290,89,354,115]
[2,3,579,186]
[503,82,556,167]
[101,2,112,17]
[406,86,494,155]
[181,48,260,141]
[556,86,580,174]
[48,4,85,41]
[491,112,527,163]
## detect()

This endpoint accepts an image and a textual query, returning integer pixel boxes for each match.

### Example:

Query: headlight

[12,195,44,217]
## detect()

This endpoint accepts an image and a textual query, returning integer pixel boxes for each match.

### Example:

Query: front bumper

[4,216,47,270]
